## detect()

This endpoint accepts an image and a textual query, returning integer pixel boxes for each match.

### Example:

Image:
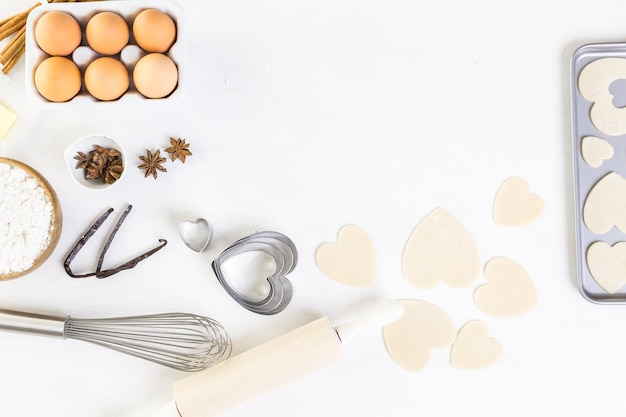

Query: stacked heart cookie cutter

[179,219,297,314]
[571,42,626,303]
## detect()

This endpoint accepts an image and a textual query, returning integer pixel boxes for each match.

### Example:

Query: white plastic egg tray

[24,0,186,109]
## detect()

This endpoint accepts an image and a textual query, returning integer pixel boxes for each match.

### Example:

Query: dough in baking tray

[578,57,626,136]
[586,241,626,294]
[583,172,626,235]
[581,136,614,168]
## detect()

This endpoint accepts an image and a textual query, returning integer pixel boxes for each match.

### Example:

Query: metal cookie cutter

[212,231,297,315]
[179,218,213,253]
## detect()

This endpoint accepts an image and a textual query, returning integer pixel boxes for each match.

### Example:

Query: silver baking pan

[571,42,626,303]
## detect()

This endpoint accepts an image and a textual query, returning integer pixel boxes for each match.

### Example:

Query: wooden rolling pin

[157,301,404,417]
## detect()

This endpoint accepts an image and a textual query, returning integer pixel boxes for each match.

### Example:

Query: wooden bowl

[0,158,63,280]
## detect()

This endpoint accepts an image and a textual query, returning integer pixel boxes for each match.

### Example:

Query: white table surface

[0,0,623,416]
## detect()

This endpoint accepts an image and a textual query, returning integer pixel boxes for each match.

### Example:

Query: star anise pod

[164,137,192,163]
[75,145,125,184]
[99,146,121,160]
[85,162,104,180]
[90,148,107,167]
[138,149,167,179]
[103,158,124,184]
[85,149,106,180]
[74,151,91,169]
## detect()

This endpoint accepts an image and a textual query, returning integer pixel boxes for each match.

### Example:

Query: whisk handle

[0,309,67,338]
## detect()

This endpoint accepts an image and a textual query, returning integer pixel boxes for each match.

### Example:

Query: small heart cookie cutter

[179,218,213,252]
[212,231,297,315]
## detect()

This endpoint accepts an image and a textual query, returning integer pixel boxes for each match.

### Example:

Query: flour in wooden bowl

[0,158,62,279]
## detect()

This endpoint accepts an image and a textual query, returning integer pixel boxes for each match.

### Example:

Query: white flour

[0,162,53,274]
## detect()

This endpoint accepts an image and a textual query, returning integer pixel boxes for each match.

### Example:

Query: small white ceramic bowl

[64,133,127,190]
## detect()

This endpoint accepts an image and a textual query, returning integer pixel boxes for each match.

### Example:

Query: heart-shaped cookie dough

[583,172,626,234]
[578,57,626,136]
[315,225,376,287]
[493,176,543,226]
[474,257,538,317]
[450,320,502,370]
[587,241,626,294]
[383,299,456,372]
[402,207,480,289]
[179,218,213,252]
[581,136,614,168]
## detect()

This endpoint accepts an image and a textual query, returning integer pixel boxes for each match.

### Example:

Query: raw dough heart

[474,257,538,317]
[583,172,626,234]
[383,299,456,372]
[179,218,213,252]
[402,207,480,289]
[586,241,626,294]
[578,57,626,136]
[450,320,501,370]
[493,177,543,226]
[581,136,614,168]
[315,225,376,287]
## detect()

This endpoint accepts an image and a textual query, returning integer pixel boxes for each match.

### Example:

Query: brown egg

[132,9,176,53]
[86,12,129,55]
[84,57,129,101]
[34,57,82,102]
[34,11,81,56]
[133,53,178,99]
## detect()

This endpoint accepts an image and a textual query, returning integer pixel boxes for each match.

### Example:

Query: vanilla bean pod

[95,204,133,274]
[95,239,167,278]
[64,208,114,278]
[64,205,167,279]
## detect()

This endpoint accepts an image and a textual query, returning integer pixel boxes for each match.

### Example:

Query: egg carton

[571,42,626,303]
[24,0,186,109]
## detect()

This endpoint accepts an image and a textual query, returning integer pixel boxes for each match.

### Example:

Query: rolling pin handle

[334,301,405,344]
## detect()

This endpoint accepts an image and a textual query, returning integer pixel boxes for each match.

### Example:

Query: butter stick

[0,101,17,138]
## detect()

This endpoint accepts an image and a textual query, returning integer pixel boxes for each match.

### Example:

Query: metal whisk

[0,309,232,372]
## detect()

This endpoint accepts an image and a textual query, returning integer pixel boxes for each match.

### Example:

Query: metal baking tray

[571,42,626,303]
